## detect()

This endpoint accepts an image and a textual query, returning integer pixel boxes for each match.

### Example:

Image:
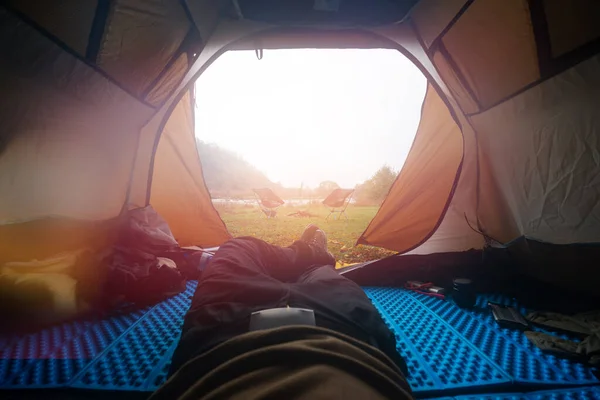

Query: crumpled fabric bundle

[0,249,108,329]
[0,207,189,330]
[102,206,187,308]
[102,246,186,307]
[525,310,600,366]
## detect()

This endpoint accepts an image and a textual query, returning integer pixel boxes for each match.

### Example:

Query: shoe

[309,229,328,253]
[299,224,334,261]
[300,224,319,243]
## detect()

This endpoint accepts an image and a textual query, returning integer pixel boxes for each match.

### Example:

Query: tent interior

[1,0,600,397]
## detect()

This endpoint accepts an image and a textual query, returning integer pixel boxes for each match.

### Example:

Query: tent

[1,0,599,294]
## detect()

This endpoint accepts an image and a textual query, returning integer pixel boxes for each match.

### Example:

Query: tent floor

[1,283,598,399]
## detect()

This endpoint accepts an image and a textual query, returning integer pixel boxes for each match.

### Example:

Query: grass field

[214,202,396,265]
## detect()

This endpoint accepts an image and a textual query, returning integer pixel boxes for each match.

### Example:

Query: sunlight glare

[194,49,427,189]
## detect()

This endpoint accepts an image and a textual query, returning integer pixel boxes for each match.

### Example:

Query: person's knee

[298,265,343,284]
[215,237,269,258]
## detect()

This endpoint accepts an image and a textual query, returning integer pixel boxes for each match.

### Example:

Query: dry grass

[214,202,396,265]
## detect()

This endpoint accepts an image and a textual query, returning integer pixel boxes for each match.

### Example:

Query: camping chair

[322,188,354,221]
[253,188,285,219]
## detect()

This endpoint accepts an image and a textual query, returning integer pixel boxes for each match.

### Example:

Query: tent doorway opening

[194,48,427,265]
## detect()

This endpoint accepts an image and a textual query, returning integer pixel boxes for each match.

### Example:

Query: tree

[355,165,397,205]
[316,180,340,197]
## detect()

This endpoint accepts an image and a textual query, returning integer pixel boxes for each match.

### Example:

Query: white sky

[194,49,426,188]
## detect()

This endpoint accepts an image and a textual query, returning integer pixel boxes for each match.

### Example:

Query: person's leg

[170,229,405,375]
[169,234,332,372]
[195,235,334,283]
[288,265,408,374]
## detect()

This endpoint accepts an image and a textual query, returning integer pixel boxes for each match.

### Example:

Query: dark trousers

[170,237,406,374]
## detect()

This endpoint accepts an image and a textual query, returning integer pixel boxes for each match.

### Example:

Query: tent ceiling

[228,28,398,50]
[232,0,419,26]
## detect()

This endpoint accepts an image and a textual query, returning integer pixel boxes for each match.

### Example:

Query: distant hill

[196,140,278,198]
[196,140,392,201]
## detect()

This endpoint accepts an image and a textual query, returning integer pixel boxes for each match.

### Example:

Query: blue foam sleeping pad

[431,385,600,399]
[364,287,599,395]
[1,283,598,398]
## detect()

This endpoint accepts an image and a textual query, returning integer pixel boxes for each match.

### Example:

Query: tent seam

[140,27,196,102]
[0,4,157,109]
[427,0,475,55]
[437,42,483,111]
[85,0,110,62]
[528,0,553,77]
[465,43,600,117]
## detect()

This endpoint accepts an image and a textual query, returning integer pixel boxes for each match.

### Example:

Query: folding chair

[253,188,285,219]
[322,188,354,221]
